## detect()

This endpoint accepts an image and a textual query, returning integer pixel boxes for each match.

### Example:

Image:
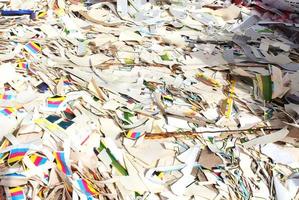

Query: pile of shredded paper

[0,0,299,199]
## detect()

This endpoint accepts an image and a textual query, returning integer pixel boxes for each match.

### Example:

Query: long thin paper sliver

[224,80,236,118]
[53,151,72,176]
[224,97,233,118]
[195,73,222,87]
[3,173,26,178]
[98,141,128,176]
[77,178,98,196]
[243,128,289,147]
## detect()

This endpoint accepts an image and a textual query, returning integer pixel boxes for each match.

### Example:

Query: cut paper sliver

[243,127,289,148]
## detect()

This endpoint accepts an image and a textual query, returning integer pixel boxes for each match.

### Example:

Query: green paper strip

[160,53,171,61]
[124,58,134,65]
[98,141,128,176]
[256,74,272,101]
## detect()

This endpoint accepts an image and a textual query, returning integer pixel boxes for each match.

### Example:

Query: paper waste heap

[0,0,298,199]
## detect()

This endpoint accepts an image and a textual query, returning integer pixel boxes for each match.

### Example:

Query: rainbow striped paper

[0,94,14,100]
[29,154,48,166]
[77,178,98,197]
[53,151,72,176]
[17,62,29,70]
[47,96,65,109]
[8,148,29,165]
[54,78,72,86]
[8,186,26,200]
[29,154,49,182]
[0,107,16,116]
[63,79,72,86]
[24,41,41,56]
[126,130,142,140]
